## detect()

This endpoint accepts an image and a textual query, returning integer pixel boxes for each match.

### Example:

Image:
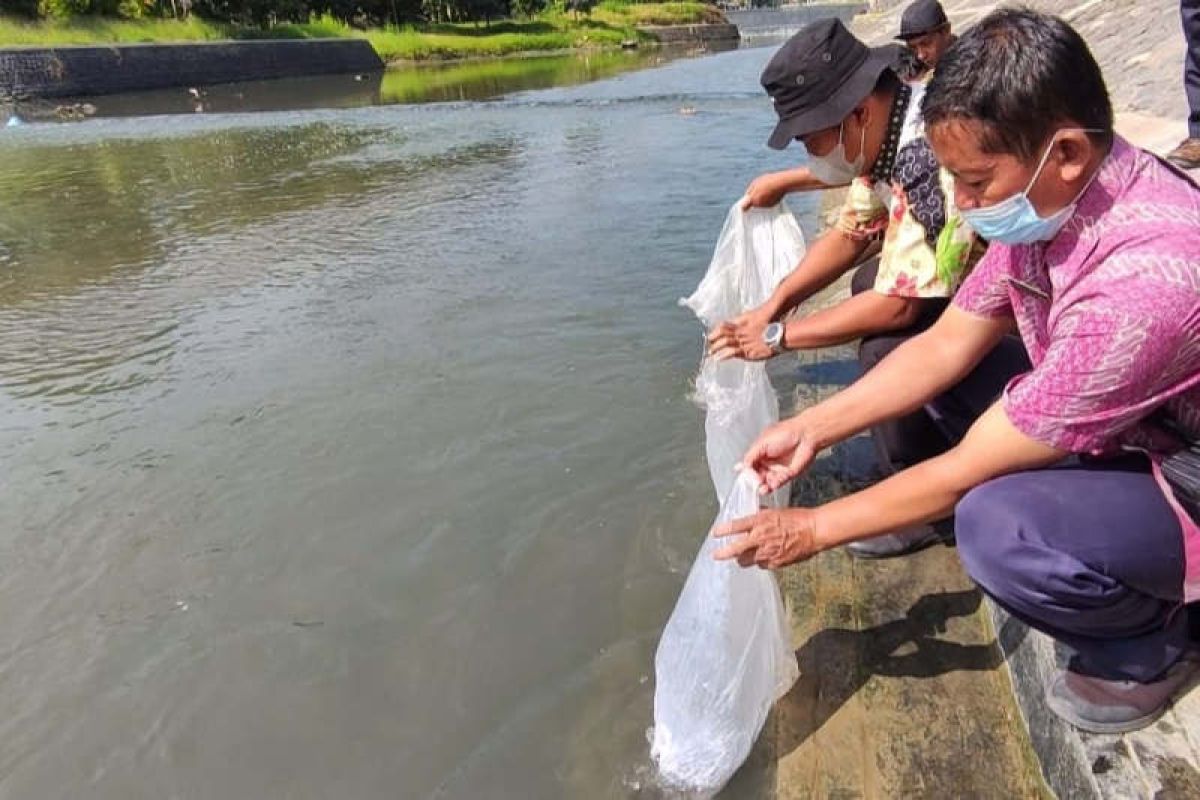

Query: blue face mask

[960,129,1102,245]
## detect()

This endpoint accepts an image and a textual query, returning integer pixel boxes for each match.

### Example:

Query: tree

[510,0,542,20]
[1,0,41,15]
[564,0,593,19]
[463,0,507,25]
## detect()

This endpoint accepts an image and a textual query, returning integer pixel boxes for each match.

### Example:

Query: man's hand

[741,171,796,210]
[712,507,818,569]
[706,310,773,361]
[740,167,834,210]
[740,419,817,494]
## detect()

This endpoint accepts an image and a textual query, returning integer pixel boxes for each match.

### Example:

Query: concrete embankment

[637,23,740,45]
[0,39,384,101]
[0,25,739,102]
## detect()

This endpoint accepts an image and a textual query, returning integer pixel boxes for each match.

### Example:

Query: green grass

[0,14,233,45]
[0,3,721,59]
[595,1,722,26]
[365,19,639,61]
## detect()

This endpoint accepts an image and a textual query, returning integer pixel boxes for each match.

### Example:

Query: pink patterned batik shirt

[953,136,1200,601]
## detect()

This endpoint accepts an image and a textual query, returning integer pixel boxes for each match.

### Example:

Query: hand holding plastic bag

[680,202,806,332]
[651,474,797,793]
[651,202,805,795]
[711,496,819,570]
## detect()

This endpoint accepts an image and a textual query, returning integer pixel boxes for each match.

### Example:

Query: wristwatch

[763,322,786,355]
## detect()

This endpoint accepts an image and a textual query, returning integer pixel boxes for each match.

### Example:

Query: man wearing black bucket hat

[739,42,919,210]
[708,18,1029,558]
[740,9,938,209]
[896,0,955,80]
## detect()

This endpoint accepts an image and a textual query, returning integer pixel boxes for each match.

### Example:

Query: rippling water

[0,40,834,799]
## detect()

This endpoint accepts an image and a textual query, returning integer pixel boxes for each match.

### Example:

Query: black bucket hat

[896,0,949,40]
[761,18,895,150]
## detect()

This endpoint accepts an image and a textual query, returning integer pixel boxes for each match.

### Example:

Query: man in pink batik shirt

[709,8,1200,735]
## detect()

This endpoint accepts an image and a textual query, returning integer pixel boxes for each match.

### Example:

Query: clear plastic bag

[679,201,808,334]
[652,202,805,795]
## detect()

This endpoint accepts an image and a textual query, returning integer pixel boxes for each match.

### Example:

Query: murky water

[0,23,853,800]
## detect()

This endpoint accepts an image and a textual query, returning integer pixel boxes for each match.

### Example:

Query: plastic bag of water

[651,201,805,795]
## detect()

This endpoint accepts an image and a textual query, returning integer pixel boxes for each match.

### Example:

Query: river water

[0,23,852,800]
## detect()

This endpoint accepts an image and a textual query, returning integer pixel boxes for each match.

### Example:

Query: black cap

[896,0,949,40]
[760,18,894,150]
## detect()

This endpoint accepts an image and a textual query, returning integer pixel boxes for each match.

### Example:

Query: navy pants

[956,460,1189,683]
[1184,0,1200,136]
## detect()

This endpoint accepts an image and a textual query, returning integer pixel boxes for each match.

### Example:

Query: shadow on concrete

[788,436,882,501]
[774,589,1004,757]
[996,612,1033,657]
[792,358,862,387]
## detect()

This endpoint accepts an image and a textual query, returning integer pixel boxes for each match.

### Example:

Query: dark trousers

[1183,0,1200,136]
[956,459,1190,683]
[850,261,1030,477]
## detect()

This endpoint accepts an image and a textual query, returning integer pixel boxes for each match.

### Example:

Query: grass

[0,3,720,59]
[365,20,635,61]
[366,3,716,60]
[595,1,724,27]
[0,15,233,45]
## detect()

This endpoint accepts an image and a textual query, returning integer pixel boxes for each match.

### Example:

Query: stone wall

[0,39,384,101]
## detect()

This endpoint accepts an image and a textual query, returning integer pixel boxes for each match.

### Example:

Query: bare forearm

[813,456,967,549]
[799,309,1013,450]
[811,404,1064,550]
[717,405,1065,570]
[783,291,929,350]
[763,230,869,320]
[776,167,843,194]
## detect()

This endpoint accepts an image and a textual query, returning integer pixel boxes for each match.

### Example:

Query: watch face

[764,322,783,346]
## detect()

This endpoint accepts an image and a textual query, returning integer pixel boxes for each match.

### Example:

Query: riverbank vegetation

[0,1,722,60]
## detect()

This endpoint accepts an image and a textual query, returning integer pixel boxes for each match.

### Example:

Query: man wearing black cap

[740,42,922,209]
[707,18,1029,558]
[896,0,955,81]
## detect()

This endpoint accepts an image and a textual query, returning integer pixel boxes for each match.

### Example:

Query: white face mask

[807,118,866,184]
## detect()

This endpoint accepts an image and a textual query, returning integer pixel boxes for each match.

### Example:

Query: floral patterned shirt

[834,81,977,298]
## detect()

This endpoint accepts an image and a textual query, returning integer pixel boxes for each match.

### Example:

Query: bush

[38,0,118,17]
[564,0,594,17]
[510,0,543,16]
[0,0,40,16]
